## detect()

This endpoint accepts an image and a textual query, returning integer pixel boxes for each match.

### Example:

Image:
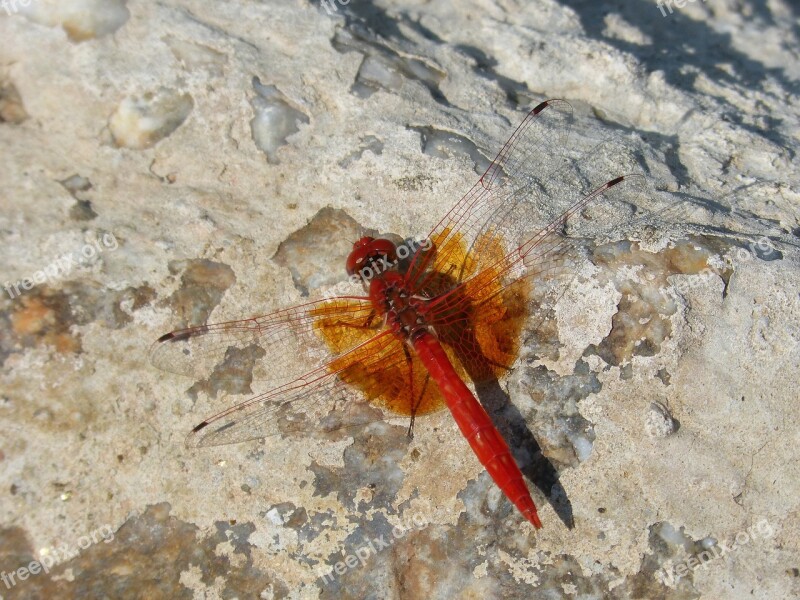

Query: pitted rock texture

[2,1,799,599]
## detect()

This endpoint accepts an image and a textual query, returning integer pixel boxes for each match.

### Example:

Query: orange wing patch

[423,227,530,384]
[311,300,447,417]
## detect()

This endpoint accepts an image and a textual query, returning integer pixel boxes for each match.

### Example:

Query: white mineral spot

[567,431,595,462]
[473,561,489,578]
[250,77,309,164]
[657,522,693,551]
[17,0,130,41]
[699,536,717,550]
[265,507,283,525]
[357,55,404,94]
[109,88,194,150]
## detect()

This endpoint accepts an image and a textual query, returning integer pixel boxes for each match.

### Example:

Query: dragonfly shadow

[474,379,574,529]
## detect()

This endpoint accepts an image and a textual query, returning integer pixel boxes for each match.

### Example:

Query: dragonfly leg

[403,344,432,440]
[403,344,416,439]
[409,373,431,440]
[484,356,516,372]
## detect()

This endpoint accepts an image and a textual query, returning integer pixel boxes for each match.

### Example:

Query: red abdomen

[412,332,542,529]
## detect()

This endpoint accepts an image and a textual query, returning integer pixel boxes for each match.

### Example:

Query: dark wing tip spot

[608,176,625,187]
[158,330,196,343]
[192,421,210,433]
[532,100,549,115]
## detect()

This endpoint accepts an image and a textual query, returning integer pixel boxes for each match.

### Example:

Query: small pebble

[645,401,678,437]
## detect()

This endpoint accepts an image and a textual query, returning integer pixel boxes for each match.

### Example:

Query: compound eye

[371,239,397,264]
[346,247,369,276]
[345,238,397,278]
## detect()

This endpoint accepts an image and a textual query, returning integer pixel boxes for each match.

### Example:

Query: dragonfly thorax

[368,273,430,342]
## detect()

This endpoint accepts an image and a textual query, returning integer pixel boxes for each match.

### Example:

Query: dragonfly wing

[479,98,574,192]
[187,328,447,447]
[414,151,655,305]
[477,172,651,302]
[149,297,378,389]
[405,99,574,290]
[423,174,654,384]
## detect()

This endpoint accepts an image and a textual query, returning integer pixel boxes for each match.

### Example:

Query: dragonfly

[150,99,647,529]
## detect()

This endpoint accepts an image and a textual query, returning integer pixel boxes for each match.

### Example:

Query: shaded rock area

[271,207,373,296]
[0,503,287,599]
[2,0,799,599]
[161,259,237,328]
[332,27,448,104]
[409,124,491,176]
[0,80,28,124]
[59,174,99,221]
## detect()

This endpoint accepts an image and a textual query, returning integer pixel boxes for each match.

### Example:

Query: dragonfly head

[346,237,398,280]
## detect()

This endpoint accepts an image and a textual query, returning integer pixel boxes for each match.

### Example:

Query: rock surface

[1,1,799,599]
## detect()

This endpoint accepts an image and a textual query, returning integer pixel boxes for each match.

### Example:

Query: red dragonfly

[150,99,645,529]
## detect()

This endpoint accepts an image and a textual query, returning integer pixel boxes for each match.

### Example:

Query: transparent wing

[149,296,378,389]
[460,172,650,305]
[421,173,651,386]
[185,326,447,447]
[406,98,670,305]
[405,99,575,290]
